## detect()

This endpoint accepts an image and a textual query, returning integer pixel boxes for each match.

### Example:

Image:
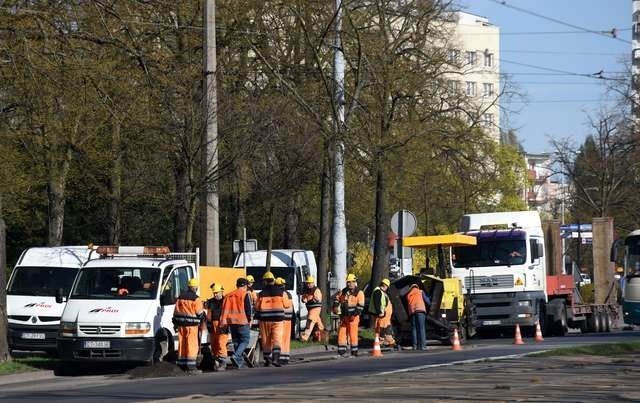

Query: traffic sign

[390,210,417,236]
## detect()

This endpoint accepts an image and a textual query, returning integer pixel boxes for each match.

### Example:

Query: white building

[523,153,566,218]
[448,12,501,141]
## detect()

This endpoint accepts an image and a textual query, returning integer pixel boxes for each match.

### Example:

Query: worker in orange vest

[368,278,395,347]
[246,274,258,308]
[333,273,365,357]
[219,277,253,369]
[276,277,293,365]
[173,278,205,372]
[300,275,325,342]
[406,283,430,350]
[256,271,291,367]
[205,283,227,371]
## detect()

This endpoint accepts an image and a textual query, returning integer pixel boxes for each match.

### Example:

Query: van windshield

[8,266,79,296]
[70,267,161,299]
[453,239,527,268]
[245,267,295,291]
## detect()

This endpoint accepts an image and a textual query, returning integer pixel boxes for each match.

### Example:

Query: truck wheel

[603,311,612,332]
[586,313,596,333]
[593,311,602,333]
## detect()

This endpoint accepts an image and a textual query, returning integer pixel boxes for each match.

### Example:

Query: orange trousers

[337,315,360,355]
[177,326,199,369]
[259,321,283,362]
[300,307,325,341]
[374,304,395,346]
[280,319,292,363]
[210,320,228,358]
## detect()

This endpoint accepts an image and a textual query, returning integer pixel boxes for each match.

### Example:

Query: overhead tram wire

[498,58,625,81]
[487,0,631,44]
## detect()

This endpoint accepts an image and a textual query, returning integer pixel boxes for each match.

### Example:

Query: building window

[465,51,477,65]
[448,80,460,92]
[448,49,460,64]
[466,81,476,97]
[482,113,494,127]
[483,83,494,97]
[484,52,493,67]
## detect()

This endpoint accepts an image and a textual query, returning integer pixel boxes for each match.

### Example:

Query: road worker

[300,275,325,342]
[368,278,395,347]
[275,277,293,365]
[219,277,253,369]
[256,271,291,367]
[333,273,365,357]
[406,283,430,350]
[205,283,227,370]
[246,274,258,308]
[173,277,205,372]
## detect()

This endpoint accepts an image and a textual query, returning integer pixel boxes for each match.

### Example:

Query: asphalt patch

[126,362,189,379]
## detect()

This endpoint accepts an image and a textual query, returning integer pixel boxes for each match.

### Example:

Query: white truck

[6,245,98,354]
[451,211,547,335]
[233,249,318,336]
[57,246,198,364]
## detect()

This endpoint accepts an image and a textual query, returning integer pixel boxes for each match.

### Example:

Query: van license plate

[84,340,110,349]
[483,320,502,325]
[21,332,45,340]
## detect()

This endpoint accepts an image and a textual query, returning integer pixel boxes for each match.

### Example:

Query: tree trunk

[371,161,388,289]
[47,150,71,246]
[266,201,275,271]
[0,218,10,362]
[283,195,299,248]
[174,163,189,252]
[318,145,332,313]
[185,193,198,252]
[108,120,122,245]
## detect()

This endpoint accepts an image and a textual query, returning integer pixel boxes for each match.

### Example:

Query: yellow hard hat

[275,277,285,286]
[188,278,199,288]
[262,271,275,280]
[211,284,224,293]
[346,273,357,282]
[305,276,316,283]
[246,275,255,283]
[381,278,390,287]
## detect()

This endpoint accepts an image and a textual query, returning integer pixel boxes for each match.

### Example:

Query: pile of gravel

[126,362,189,379]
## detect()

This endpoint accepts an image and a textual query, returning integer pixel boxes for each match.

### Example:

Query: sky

[460,0,631,154]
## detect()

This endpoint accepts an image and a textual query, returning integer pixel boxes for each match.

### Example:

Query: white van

[233,249,318,336]
[6,246,97,354]
[57,246,198,364]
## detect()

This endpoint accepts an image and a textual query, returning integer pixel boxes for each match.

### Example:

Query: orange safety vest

[302,287,323,310]
[173,290,204,327]
[406,286,426,315]
[220,288,250,326]
[333,287,365,317]
[257,285,291,321]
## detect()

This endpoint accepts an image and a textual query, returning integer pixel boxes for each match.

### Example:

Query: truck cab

[57,246,198,364]
[6,246,97,354]
[452,211,546,333]
[233,249,317,336]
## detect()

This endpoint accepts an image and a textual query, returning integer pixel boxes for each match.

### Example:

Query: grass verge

[0,356,58,376]
[532,340,640,357]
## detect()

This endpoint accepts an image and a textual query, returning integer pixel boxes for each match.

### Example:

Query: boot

[272,351,281,367]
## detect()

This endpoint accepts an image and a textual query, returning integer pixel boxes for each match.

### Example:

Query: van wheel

[153,330,173,363]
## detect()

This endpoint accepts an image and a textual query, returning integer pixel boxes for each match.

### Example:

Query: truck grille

[465,275,514,289]
[79,325,120,335]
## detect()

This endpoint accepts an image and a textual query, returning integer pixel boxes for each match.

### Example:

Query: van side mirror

[55,288,65,304]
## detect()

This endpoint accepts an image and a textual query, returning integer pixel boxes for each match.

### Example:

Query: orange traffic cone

[371,334,383,357]
[451,328,463,351]
[535,321,544,343]
[513,324,525,345]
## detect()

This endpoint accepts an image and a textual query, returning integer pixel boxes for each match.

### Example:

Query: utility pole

[332,0,347,289]
[633,1,640,126]
[201,0,220,266]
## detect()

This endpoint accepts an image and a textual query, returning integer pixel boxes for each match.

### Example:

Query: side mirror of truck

[55,288,65,304]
